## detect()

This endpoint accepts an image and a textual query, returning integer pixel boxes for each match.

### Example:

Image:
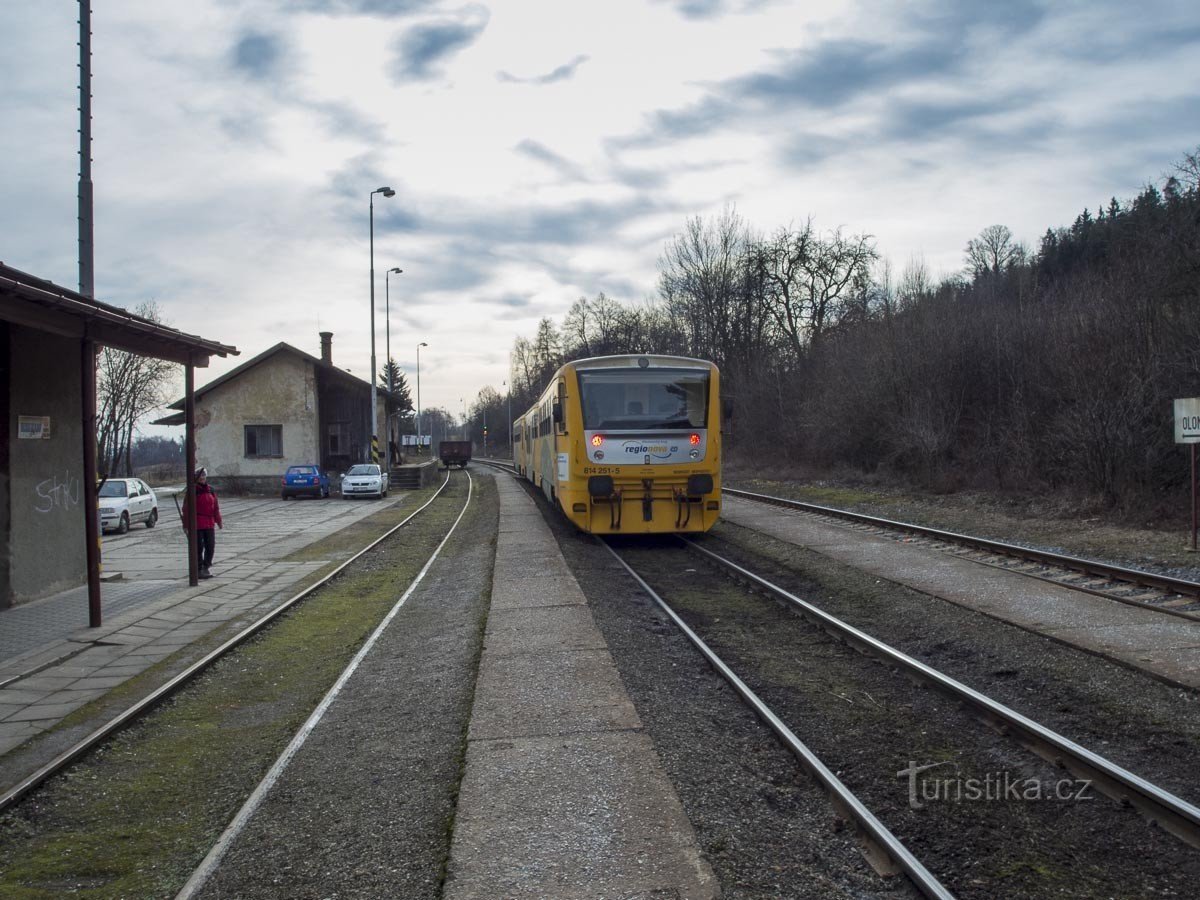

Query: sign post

[1173,398,1200,550]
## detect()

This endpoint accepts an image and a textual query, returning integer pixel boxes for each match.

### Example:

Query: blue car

[281,465,330,499]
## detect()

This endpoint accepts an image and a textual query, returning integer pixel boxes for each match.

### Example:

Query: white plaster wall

[196,353,320,477]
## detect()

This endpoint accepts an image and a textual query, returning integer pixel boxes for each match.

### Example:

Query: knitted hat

[195,467,207,479]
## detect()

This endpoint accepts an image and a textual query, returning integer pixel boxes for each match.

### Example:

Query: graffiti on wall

[35,471,80,514]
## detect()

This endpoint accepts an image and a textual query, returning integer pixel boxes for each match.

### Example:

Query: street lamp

[416,341,428,454]
[369,185,395,465]
[385,266,402,470]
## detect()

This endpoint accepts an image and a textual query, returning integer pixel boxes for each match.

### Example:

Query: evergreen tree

[379,358,414,412]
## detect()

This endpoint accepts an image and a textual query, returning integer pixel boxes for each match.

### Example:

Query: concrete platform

[443,475,720,899]
[0,492,410,767]
[723,496,1200,690]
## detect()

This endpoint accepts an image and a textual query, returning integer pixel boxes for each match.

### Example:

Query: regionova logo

[622,441,678,459]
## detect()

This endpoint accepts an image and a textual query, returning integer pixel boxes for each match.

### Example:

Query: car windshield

[347,465,379,476]
[98,481,128,498]
[578,368,709,430]
[288,466,316,475]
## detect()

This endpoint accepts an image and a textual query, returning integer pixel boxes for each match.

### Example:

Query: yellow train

[514,355,722,534]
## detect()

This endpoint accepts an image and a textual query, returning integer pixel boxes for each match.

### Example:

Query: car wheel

[146,508,158,528]
[281,492,289,500]
[117,512,129,535]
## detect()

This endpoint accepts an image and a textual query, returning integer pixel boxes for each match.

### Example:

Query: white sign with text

[1174,398,1200,444]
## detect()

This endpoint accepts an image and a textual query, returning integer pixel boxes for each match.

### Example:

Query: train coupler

[642,479,654,522]
[674,488,696,528]
[588,476,623,530]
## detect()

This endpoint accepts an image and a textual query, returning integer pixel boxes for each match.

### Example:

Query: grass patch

[281,485,443,564]
[993,860,1061,881]
[0,478,466,899]
[1,484,448,775]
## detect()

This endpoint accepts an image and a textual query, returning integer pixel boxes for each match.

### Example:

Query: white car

[99,477,159,534]
[341,464,389,499]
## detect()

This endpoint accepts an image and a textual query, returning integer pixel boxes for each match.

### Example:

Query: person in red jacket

[182,467,223,579]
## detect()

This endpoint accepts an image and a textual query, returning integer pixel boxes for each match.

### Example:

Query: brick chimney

[319,331,332,365]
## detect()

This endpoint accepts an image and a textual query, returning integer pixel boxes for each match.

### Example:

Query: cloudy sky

[3,0,1198,426]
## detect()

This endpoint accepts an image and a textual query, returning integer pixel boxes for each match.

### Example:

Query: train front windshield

[578,368,709,430]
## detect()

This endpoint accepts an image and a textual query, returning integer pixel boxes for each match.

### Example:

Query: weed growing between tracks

[0,478,470,899]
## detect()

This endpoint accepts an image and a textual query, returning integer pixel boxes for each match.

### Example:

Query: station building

[154,333,404,493]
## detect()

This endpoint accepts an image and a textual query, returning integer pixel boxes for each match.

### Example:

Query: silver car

[341,464,389,499]
[99,478,159,534]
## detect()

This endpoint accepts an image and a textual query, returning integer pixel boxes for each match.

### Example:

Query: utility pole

[78,0,94,297]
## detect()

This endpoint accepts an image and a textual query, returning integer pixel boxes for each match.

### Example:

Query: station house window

[244,424,283,458]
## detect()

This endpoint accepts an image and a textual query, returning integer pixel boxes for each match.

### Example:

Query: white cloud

[3,0,1198,422]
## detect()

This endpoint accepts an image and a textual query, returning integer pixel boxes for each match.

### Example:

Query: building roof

[152,340,404,425]
[0,262,238,366]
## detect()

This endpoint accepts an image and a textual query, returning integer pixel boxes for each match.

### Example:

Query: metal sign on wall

[1175,398,1200,444]
[17,416,51,439]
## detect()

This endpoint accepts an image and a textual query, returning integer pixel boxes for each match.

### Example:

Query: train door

[551,378,568,508]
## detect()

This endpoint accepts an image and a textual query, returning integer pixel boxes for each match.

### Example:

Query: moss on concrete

[0,479,466,899]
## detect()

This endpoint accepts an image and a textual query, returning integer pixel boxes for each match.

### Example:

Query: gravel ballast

[708,516,1200,812]
[193,474,498,899]
[613,533,1200,899]
[540,493,919,899]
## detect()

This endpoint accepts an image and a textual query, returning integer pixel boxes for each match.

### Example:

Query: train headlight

[594,450,604,460]
[689,433,700,445]
[689,449,699,459]
[591,435,604,447]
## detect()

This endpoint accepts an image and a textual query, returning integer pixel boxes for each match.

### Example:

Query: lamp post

[385,266,402,470]
[369,185,395,465]
[416,341,428,454]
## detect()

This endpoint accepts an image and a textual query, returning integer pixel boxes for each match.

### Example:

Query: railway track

[725,487,1200,620]
[477,460,1200,620]
[605,535,1200,898]
[0,469,460,815]
[176,469,476,898]
[603,537,952,898]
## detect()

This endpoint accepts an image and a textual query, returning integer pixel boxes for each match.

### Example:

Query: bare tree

[561,296,592,359]
[754,221,878,358]
[1173,145,1200,191]
[657,206,752,368]
[964,224,1025,277]
[510,336,536,395]
[96,301,177,477]
[897,256,934,309]
[589,293,629,356]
